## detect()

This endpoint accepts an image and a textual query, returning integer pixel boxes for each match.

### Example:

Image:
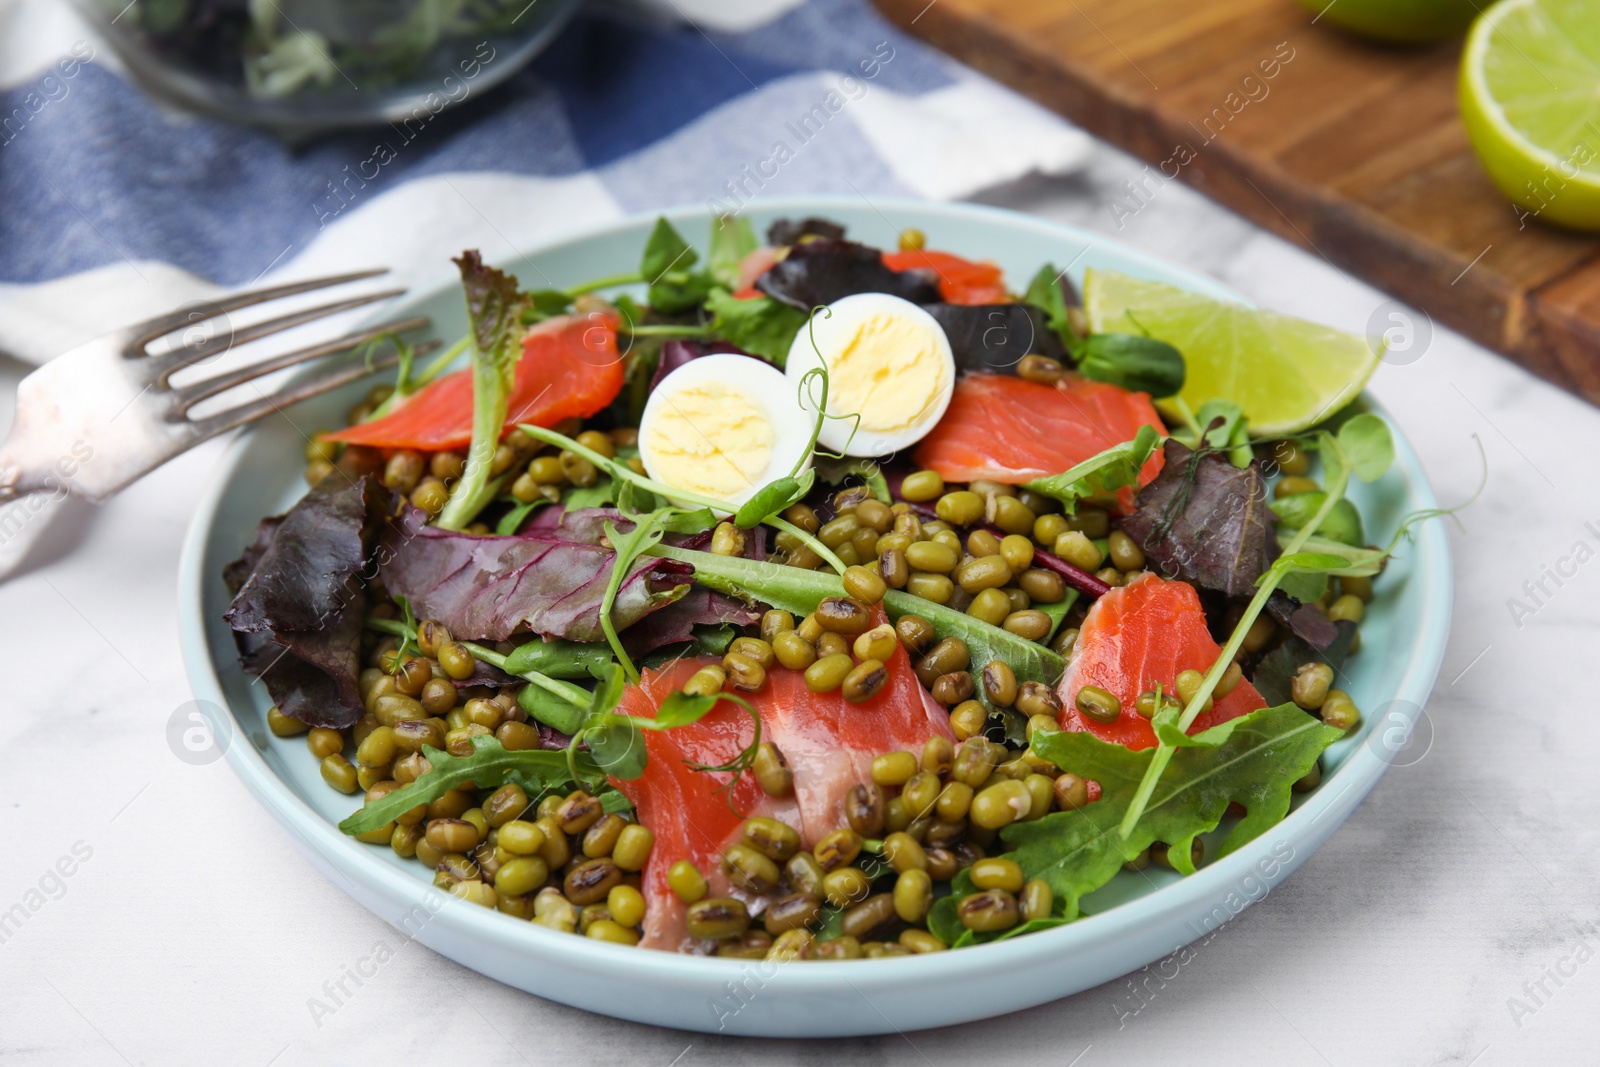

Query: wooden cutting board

[875,0,1600,407]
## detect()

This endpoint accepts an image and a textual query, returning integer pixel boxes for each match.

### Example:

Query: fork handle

[0,435,75,505]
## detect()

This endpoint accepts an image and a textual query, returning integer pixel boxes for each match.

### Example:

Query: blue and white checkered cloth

[0,0,1089,364]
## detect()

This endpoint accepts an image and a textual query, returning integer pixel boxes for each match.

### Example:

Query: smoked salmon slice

[882,249,1008,305]
[611,613,952,952]
[1055,573,1266,751]
[912,373,1166,500]
[324,313,624,452]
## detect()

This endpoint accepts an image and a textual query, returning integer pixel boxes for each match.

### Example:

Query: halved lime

[1082,269,1380,436]
[1297,0,1477,44]
[1460,0,1600,231]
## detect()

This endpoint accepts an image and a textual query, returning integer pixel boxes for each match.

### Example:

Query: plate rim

[177,195,1453,1011]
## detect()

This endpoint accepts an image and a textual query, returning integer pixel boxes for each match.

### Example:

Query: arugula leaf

[339,734,601,835]
[502,639,615,680]
[929,864,1074,947]
[1072,334,1185,398]
[705,289,808,365]
[1023,424,1161,513]
[641,217,713,314]
[437,251,531,531]
[981,703,1340,918]
[708,214,757,289]
[1151,695,1253,748]
[648,543,1065,689]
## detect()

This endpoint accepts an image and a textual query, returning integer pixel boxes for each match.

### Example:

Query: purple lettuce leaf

[1251,619,1357,705]
[1118,439,1275,600]
[532,506,767,559]
[1267,597,1340,651]
[755,238,940,310]
[621,585,760,656]
[647,339,771,394]
[924,303,1068,373]
[223,475,396,728]
[451,657,522,689]
[766,217,846,245]
[379,506,694,644]
[648,339,703,394]
[1120,440,1339,650]
[525,506,763,651]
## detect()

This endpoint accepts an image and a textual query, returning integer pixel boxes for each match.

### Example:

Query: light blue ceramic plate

[177,198,1453,1037]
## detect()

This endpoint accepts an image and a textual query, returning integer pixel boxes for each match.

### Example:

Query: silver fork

[0,270,436,503]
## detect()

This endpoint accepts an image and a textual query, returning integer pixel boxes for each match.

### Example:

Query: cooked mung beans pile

[291,427,1369,958]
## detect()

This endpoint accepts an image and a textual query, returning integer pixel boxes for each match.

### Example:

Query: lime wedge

[1460,0,1600,231]
[1082,269,1380,436]
[1296,0,1477,44]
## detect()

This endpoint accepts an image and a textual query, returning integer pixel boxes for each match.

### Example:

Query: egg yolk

[827,314,950,435]
[646,381,774,501]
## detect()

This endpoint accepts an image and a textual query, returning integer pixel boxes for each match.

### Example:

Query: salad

[223,213,1439,960]
[98,0,539,100]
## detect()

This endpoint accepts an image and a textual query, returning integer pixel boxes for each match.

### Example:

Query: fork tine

[152,288,410,373]
[189,350,403,440]
[175,321,436,410]
[129,268,390,349]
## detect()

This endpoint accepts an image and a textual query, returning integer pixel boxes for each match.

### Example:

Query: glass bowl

[74,0,580,134]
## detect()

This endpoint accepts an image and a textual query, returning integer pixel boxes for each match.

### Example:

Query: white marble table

[2,145,1593,1065]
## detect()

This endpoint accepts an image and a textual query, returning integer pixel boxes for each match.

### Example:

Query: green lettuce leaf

[1073,334,1185,398]
[1022,263,1074,348]
[437,251,531,531]
[706,289,807,365]
[641,217,713,314]
[708,214,757,289]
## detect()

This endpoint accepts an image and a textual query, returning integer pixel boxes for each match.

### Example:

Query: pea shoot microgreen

[562,662,763,807]
[516,422,844,574]
[1116,548,1354,837]
[733,306,863,531]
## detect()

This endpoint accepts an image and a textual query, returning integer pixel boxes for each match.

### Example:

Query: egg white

[784,292,956,458]
[638,354,813,508]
